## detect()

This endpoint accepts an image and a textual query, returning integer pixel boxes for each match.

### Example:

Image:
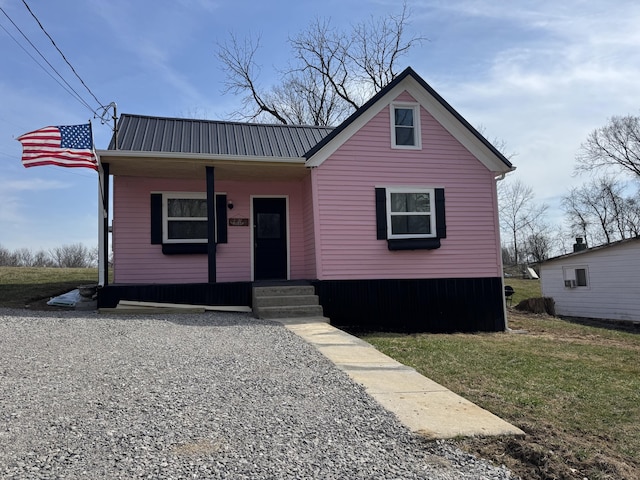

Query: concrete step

[256,304,324,319]
[253,285,316,297]
[253,294,319,308]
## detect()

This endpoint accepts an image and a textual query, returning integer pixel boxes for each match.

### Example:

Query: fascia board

[95,149,305,164]
[305,83,408,168]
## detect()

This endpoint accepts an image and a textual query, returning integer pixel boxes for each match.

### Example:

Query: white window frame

[562,265,590,288]
[390,103,421,149]
[385,187,436,239]
[162,192,209,244]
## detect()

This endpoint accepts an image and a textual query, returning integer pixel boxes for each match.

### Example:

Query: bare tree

[562,176,639,245]
[0,245,18,266]
[216,2,425,125]
[498,179,549,266]
[49,243,95,268]
[576,115,640,178]
[524,231,553,264]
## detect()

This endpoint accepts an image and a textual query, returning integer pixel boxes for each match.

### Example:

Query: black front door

[253,197,287,280]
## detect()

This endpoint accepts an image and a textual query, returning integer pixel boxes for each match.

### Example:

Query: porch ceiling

[96,150,309,180]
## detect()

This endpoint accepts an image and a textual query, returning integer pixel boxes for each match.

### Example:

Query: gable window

[150,192,227,254]
[391,103,421,149]
[375,187,446,250]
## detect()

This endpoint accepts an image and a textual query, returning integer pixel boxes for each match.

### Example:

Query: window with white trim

[163,193,208,243]
[391,103,421,149]
[375,187,446,250]
[563,266,589,288]
[386,188,436,239]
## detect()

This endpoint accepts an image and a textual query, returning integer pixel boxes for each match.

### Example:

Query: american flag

[16,124,98,170]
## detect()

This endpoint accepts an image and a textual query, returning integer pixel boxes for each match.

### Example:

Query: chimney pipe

[573,237,587,252]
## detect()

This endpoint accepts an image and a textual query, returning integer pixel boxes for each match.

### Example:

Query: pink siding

[113,176,308,283]
[301,174,317,278]
[312,92,502,280]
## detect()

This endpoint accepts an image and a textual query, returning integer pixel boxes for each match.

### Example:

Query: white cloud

[4,178,70,192]
[410,0,640,228]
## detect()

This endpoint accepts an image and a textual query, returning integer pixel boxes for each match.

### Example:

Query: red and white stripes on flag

[16,124,98,170]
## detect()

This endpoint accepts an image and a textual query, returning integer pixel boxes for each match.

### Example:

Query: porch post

[206,166,216,283]
[98,161,110,287]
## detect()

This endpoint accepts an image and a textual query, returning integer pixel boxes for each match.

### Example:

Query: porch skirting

[97,282,253,310]
[97,277,505,333]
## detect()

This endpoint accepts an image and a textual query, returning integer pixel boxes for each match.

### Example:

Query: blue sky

[2,0,640,252]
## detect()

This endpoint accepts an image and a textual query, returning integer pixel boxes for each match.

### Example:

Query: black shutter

[435,188,446,239]
[375,188,387,240]
[150,193,162,244]
[216,194,228,244]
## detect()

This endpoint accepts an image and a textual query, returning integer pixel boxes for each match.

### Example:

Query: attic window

[391,103,421,149]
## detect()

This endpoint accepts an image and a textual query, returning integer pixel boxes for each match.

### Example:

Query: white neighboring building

[540,237,640,322]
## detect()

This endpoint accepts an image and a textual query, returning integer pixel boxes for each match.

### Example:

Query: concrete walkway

[279,318,524,440]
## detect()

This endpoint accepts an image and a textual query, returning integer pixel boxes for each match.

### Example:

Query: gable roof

[109,114,333,158]
[304,67,514,174]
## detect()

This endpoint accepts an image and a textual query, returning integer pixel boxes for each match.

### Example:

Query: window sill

[387,238,441,250]
[161,243,208,255]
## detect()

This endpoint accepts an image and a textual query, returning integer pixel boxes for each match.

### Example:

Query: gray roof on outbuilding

[109,114,334,158]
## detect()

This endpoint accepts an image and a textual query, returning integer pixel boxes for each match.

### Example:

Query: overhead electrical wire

[20,0,105,110]
[0,3,113,121]
[0,12,96,114]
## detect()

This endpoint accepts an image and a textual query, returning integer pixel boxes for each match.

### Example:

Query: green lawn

[0,266,101,308]
[363,313,640,479]
[502,277,541,305]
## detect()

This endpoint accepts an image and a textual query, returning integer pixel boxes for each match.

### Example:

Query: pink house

[96,67,514,332]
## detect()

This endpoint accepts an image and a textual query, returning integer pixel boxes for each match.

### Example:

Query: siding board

[113,176,308,283]
[312,96,501,280]
[541,239,640,321]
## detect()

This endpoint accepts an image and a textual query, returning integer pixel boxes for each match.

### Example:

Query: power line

[0,13,96,114]
[20,0,105,110]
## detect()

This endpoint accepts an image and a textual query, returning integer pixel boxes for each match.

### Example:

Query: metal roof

[109,114,334,158]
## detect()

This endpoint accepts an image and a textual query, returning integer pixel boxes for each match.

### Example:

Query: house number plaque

[229,218,249,226]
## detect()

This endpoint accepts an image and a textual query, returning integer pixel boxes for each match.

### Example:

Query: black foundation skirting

[312,277,505,333]
[97,282,253,309]
[97,277,505,333]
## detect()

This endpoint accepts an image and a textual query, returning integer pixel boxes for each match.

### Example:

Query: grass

[502,277,542,305]
[363,312,640,479]
[0,266,101,308]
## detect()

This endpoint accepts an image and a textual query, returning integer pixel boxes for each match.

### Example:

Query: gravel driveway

[0,309,516,479]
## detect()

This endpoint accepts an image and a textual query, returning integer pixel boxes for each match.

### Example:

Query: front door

[253,197,287,280]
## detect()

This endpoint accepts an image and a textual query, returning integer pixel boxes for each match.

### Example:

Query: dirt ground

[455,310,639,480]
